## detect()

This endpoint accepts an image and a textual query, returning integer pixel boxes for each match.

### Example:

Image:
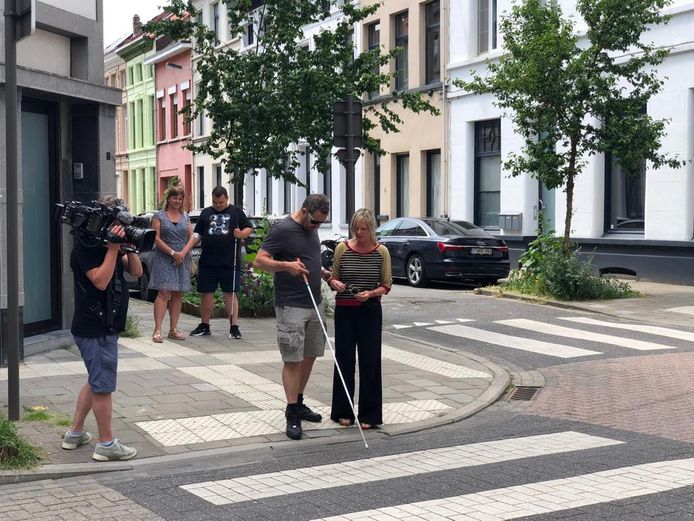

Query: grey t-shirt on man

[260,216,322,308]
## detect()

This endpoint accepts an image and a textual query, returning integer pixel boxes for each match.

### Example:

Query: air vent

[508,386,541,401]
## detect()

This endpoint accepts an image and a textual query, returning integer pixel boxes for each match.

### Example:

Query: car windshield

[422,219,489,237]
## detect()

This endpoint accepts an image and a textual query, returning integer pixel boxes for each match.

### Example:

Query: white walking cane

[301,270,368,449]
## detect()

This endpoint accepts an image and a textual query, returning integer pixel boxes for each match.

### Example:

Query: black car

[375,217,510,287]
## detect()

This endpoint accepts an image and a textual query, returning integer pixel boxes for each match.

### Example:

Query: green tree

[457,0,684,250]
[147,0,437,186]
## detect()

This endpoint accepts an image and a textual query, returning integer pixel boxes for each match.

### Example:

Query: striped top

[331,240,393,307]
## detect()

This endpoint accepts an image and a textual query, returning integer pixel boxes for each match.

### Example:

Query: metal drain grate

[508,386,541,401]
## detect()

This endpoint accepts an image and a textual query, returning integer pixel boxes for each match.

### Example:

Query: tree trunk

[563,147,577,255]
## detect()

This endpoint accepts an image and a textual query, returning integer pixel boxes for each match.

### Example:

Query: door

[21,100,61,336]
[539,181,556,234]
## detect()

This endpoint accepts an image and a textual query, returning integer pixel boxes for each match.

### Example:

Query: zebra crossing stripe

[382,345,489,378]
[429,324,601,358]
[180,431,622,505]
[498,319,677,351]
[559,316,694,342]
[312,457,694,520]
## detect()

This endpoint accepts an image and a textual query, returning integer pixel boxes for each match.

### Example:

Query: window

[425,1,440,84]
[246,18,255,46]
[135,63,142,82]
[215,164,222,188]
[120,70,126,89]
[396,154,409,217]
[376,219,399,238]
[367,22,380,98]
[195,83,205,136]
[233,179,244,208]
[426,150,442,217]
[474,119,501,228]
[606,154,645,232]
[321,159,331,208]
[265,172,273,214]
[478,0,497,54]
[373,149,381,215]
[394,12,408,91]
[284,177,292,214]
[183,95,191,135]
[158,97,166,141]
[149,96,156,146]
[198,166,205,208]
[170,93,178,139]
[393,219,427,237]
[127,67,133,86]
[136,99,144,148]
[212,2,221,43]
[305,152,311,195]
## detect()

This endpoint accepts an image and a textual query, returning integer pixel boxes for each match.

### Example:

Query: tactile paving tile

[382,345,490,379]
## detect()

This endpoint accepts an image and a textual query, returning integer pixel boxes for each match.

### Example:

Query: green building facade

[118,35,157,214]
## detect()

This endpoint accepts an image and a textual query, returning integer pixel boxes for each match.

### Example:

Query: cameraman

[62,196,142,461]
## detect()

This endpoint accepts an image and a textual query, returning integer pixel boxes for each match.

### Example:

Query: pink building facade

[145,39,193,210]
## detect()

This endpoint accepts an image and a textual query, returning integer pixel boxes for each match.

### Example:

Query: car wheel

[406,254,428,287]
[138,269,157,302]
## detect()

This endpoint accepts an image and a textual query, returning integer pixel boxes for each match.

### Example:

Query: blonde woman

[327,208,392,429]
[149,186,198,342]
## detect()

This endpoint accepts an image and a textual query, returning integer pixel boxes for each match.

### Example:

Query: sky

[103,0,166,49]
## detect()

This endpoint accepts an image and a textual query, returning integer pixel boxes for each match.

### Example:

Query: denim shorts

[197,265,241,293]
[74,335,118,394]
[275,304,326,362]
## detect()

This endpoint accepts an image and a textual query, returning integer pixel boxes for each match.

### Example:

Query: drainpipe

[442,0,451,219]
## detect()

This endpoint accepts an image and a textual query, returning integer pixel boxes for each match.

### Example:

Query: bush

[237,266,275,317]
[506,233,637,301]
[0,418,42,470]
[121,314,141,338]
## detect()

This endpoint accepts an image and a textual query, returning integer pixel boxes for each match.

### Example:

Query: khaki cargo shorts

[275,304,326,362]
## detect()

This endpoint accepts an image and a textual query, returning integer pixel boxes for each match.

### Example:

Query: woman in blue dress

[150,186,198,343]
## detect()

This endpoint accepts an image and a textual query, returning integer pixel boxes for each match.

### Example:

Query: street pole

[5,0,21,421]
[345,94,355,228]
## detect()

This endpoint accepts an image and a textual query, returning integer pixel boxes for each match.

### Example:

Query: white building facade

[448,0,694,282]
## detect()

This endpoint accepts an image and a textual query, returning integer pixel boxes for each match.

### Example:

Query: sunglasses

[345,284,362,295]
[308,213,327,226]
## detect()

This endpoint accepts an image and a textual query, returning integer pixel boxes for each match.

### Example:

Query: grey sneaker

[92,439,137,461]
[62,430,92,450]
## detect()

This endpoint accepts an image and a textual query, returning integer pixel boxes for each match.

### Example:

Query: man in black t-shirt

[63,197,143,461]
[190,186,252,339]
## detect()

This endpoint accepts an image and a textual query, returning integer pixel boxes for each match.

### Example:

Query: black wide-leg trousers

[330,301,383,426]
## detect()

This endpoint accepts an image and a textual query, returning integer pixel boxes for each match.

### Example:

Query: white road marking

[498,318,677,351]
[414,322,434,326]
[559,316,694,342]
[666,306,694,315]
[435,320,455,324]
[180,431,622,505]
[430,324,601,358]
[313,457,694,520]
[392,324,413,329]
[382,345,490,378]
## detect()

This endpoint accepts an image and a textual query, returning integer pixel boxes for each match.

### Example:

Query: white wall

[17,29,70,76]
[42,0,97,20]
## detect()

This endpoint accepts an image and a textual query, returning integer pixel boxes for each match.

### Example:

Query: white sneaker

[62,430,92,450]
[92,438,137,461]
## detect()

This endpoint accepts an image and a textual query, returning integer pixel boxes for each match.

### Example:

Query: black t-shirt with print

[70,237,129,337]
[193,204,252,268]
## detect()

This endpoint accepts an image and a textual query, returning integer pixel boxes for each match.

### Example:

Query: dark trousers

[330,302,383,426]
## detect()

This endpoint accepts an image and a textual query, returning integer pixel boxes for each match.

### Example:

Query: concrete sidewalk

[0,298,508,482]
[476,280,694,328]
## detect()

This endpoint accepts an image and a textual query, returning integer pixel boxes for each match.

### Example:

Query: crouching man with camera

[62,197,143,461]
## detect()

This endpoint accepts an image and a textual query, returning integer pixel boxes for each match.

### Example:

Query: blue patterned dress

[148,210,192,292]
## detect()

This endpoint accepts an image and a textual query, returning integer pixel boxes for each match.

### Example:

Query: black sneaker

[285,405,302,440]
[287,403,322,423]
[294,394,322,422]
[190,323,211,336]
[229,325,242,339]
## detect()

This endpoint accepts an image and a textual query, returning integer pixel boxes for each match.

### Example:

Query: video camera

[56,200,156,253]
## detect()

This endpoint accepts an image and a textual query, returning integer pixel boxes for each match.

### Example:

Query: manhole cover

[508,386,542,401]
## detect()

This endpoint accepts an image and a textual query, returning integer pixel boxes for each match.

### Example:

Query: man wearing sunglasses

[253,194,332,440]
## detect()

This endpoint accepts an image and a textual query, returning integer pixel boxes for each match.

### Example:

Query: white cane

[301,271,368,449]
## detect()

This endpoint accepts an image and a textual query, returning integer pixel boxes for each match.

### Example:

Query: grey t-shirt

[260,216,322,308]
